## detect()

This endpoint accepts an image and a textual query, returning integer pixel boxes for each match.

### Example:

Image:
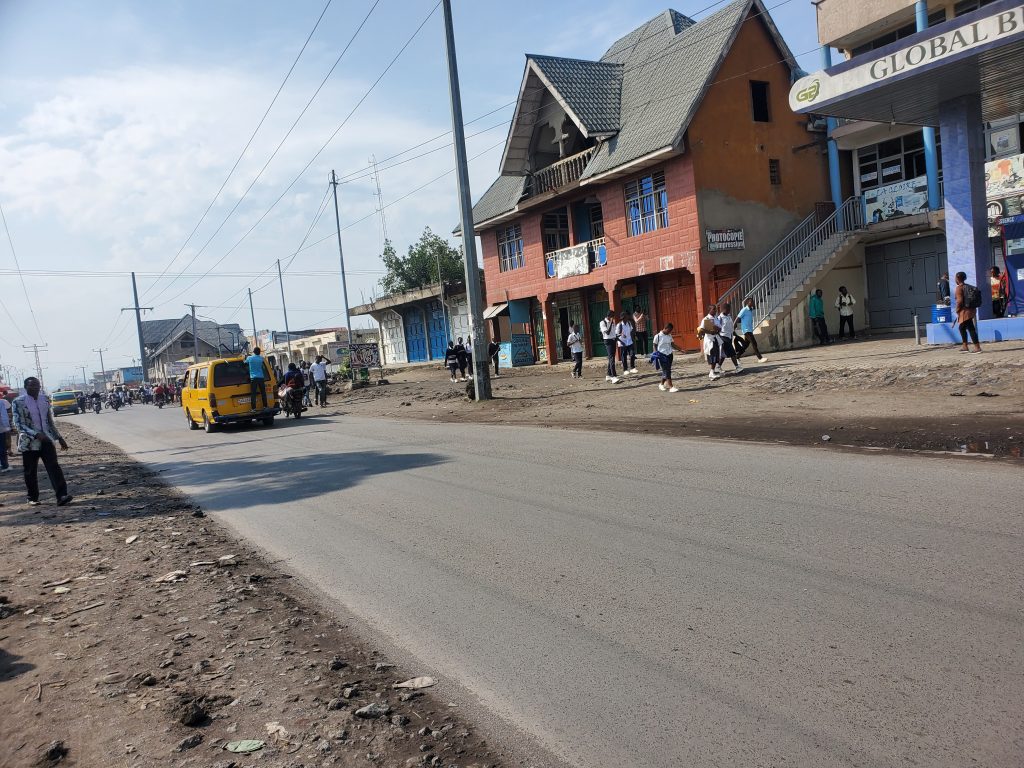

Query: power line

[145,0,385,304]
[151,1,442,310]
[0,204,36,343]
[140,0,337,300]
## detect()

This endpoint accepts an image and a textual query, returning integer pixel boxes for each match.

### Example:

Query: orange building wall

[687,10,829,220]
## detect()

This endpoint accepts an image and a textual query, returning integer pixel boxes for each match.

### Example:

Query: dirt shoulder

[333,336,1024,459]
[0,424,517,768]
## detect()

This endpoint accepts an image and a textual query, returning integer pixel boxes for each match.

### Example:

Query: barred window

[624,170,668,237]
[496,223,525,272]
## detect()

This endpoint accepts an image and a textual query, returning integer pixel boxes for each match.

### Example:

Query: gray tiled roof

[470,0,796,228]
[467,175,527,231]
[583,0,750,179]
[528,56,623,135]
[148,316,243,358]
[140,317,184,346]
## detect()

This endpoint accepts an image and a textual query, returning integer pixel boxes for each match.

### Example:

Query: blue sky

[0,0,821,385]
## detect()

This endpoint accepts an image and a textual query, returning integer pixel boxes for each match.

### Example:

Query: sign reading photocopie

[790,6,1024,112]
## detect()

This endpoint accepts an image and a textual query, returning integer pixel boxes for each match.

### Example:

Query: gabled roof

[140,317,183,346]
[147,316,243,359]
[471,0,800,230]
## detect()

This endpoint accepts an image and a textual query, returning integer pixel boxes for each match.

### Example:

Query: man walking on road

[735,297,767,362]
[954,271,983,353]
[244,347,269,411]
[567,323,584,379]
[599,310,621,384]
[309,355,331,407]
[12,377,73,507]
[0,395,11,472]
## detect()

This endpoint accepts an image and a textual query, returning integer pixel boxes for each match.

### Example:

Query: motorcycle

[109,396,121,412]
[282,384,305,419]
[155,393,165,409]
[92,399,102,414]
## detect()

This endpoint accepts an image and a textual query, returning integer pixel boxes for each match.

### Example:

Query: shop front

[790,0,1024,341]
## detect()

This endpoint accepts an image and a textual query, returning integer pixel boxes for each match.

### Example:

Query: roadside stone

[390,714,410,727]
[327,698,346,711]
[354,702,391,719]
[328,656,347,671]
[341,686,358,699]
[175,733,203,752]
[175,700,208,727]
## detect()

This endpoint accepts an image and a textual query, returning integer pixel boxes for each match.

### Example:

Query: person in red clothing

[954,271,982,353]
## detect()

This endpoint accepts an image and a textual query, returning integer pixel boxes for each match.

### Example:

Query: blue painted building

[790,0,1024,342]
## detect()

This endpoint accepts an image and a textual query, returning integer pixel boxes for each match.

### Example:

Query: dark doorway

[558,308,571,360]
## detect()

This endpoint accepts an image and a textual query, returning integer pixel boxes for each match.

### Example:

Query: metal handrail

[717,196,865,327]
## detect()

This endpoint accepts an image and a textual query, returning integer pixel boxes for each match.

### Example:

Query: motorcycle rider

[90,391,102,412]
[153,383,167,407]
[282,363,305,416]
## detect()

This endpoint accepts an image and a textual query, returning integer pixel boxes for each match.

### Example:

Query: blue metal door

[402,307,427,362]
[426,299,448,360]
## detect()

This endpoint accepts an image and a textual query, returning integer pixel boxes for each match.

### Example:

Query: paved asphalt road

[75,406,1023,768]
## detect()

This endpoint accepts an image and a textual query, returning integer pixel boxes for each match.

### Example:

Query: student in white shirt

[308,355,331,406]
[617,311,637,375]
[652,323,682,392]
[566,324,584,379]
[716,302,743,373]
[598,311,620,383]
[700,305,723,381]
[835,286,857,339]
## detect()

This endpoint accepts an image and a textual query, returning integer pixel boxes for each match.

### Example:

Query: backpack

[962,283,982,310]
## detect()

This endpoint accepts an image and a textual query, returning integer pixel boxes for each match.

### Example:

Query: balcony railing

[528,146,597,197]
[545,237,606,279]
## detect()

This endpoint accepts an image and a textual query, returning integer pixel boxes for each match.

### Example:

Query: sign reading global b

[789,6,1024,112]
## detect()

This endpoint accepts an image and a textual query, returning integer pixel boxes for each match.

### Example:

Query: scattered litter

[155,570,187,583]
[950,392,965,397]
[53,586,71,594]
[688,399,699,404]
[265,722,290,744]
[189,561,215,568]
[393,676,436,690]
[124,535,138,545]
[976,391,999,397]
[42,578,72,588]
[101,671,129,684]
[217,555,238,567]
[821,435,831,442]
[225,740,264,753]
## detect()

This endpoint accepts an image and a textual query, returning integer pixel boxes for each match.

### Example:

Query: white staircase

[717,197,865,345]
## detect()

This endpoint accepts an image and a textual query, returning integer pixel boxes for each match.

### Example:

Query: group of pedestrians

[444,337,474,382]
[808,286,858,345]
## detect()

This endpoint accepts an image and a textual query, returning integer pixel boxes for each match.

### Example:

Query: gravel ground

[332,336,1024,458]
[0,424,517,768]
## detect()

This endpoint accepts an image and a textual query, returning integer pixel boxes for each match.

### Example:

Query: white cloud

[0,62,494,384]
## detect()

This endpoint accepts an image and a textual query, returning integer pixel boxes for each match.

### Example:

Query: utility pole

[121,272,153,382]
[441,0,490,400]
[329,170,354,380]
[276,260,293,360]
[92,348,108,392]
[22,344,47,388]
[80,365,89,390]
[248,288,258,350]
[186,304,200,362]
[370,155,388,245]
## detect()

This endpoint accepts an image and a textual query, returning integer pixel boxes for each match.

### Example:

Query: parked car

[181,357,279,433]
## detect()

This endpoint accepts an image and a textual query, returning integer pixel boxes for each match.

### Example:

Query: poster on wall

[349,343,380,368]
[985,153,1024,236]
[705,228,745,251]
[510,334,534,366]
[864,176,929,222]
[552,244,590,279]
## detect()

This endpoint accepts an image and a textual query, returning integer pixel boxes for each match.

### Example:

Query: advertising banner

[864,176,930,222]
[551,244,590,279]
[120,366,143,383]
[706,228,745,251]
[349,343,380,368]
[510,334,534,366]
[986,152,1024,235]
